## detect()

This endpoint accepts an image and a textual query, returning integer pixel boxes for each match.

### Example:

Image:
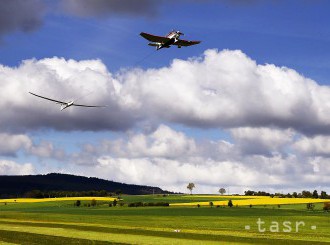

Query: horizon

[1,1,330,194]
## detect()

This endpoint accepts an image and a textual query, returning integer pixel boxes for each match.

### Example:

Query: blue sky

[1,0,330,194]
[2,1,330,82]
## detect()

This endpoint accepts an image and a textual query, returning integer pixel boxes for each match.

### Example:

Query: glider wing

[29,92,65,104]
[140,32,170,43]
[73,103,107,108]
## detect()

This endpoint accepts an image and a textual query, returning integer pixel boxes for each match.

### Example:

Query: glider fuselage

[60,101,74,110]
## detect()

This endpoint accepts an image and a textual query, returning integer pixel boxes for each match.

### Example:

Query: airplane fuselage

[156,31,182,50]
[141,30,200,51]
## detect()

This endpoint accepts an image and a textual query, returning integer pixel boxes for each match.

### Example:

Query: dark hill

[0,173,172,198]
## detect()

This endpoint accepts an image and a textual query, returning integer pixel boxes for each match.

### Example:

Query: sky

[1,0,330,194]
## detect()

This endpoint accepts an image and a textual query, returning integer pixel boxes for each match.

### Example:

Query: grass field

[0,195,329,244]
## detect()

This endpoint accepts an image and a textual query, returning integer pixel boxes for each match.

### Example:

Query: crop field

[0,195,329,244]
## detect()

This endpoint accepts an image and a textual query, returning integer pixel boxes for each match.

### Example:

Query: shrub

[323,202,330,211]
[307,203,315,210]
[128,202,144,207]
[91,199,97,207]
[128,202,169,207]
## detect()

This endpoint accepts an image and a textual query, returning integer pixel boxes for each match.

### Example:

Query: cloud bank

[65,124,330,193]
[1,49,330,135]
[1,49,330,193]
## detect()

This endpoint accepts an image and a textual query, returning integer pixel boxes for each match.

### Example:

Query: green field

[0,195,329,244]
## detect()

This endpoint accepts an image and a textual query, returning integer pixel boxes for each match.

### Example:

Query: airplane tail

[148,43,158,47]
[148,42,162,50]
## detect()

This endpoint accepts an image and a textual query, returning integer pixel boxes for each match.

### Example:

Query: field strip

[0,224,259,245]
[183,196,271,199]
[0,229,123,245]
[171,198,328,206]
[0,197,116,203]
[0,219,328,244]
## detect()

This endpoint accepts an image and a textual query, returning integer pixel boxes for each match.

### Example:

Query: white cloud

[65,125,330,193]
[101,124,196,158]
[293,135,330,156]
[82,153,325,194]
[28,140,66,160]
[0,160,35,175]
[230,127,293,156]
[1,49,330,134]
[0,133,32,156]
[0,133,65,159]
[2,50,330,192]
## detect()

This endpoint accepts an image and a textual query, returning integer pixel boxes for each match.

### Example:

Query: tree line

[24,189,122,198]
[244,190,329,199]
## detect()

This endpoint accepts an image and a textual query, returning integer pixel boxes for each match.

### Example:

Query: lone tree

[320,191,327,199]
[219,188,226,195]
[187,183,195,195]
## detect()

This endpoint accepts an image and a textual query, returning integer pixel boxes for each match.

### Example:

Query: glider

[140,30,201,50]
[29,92,107,111]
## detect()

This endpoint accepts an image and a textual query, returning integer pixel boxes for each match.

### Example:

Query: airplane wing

[29,92,66,104]
[73,103,107,108]
[140,32,170,43]
[174,39,201,47]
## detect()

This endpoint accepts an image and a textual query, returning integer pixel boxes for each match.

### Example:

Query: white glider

[29,92,107,111]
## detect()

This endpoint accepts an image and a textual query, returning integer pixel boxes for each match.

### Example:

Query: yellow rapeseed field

[0,197,116,203]
[171,196,327,206]
[183,195,270,199]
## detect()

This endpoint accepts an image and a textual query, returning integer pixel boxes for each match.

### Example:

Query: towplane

[140,30,201,50]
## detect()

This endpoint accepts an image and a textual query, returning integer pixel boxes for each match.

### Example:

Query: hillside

[0,173,172,198]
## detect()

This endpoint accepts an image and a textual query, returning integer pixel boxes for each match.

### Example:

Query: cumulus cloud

[0,132,65,159]
[0,57,135,132]
[230,127,293,156]
[2,49,330,134]
[79,152,327,193]
[100,124,196,158]
[0,0,45,38]
[0,133,32,156]
[28,140,66,160]
[293,135,330,157]
[0,160,35,175]
[2,49,330,192]
[64,125,329,193]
